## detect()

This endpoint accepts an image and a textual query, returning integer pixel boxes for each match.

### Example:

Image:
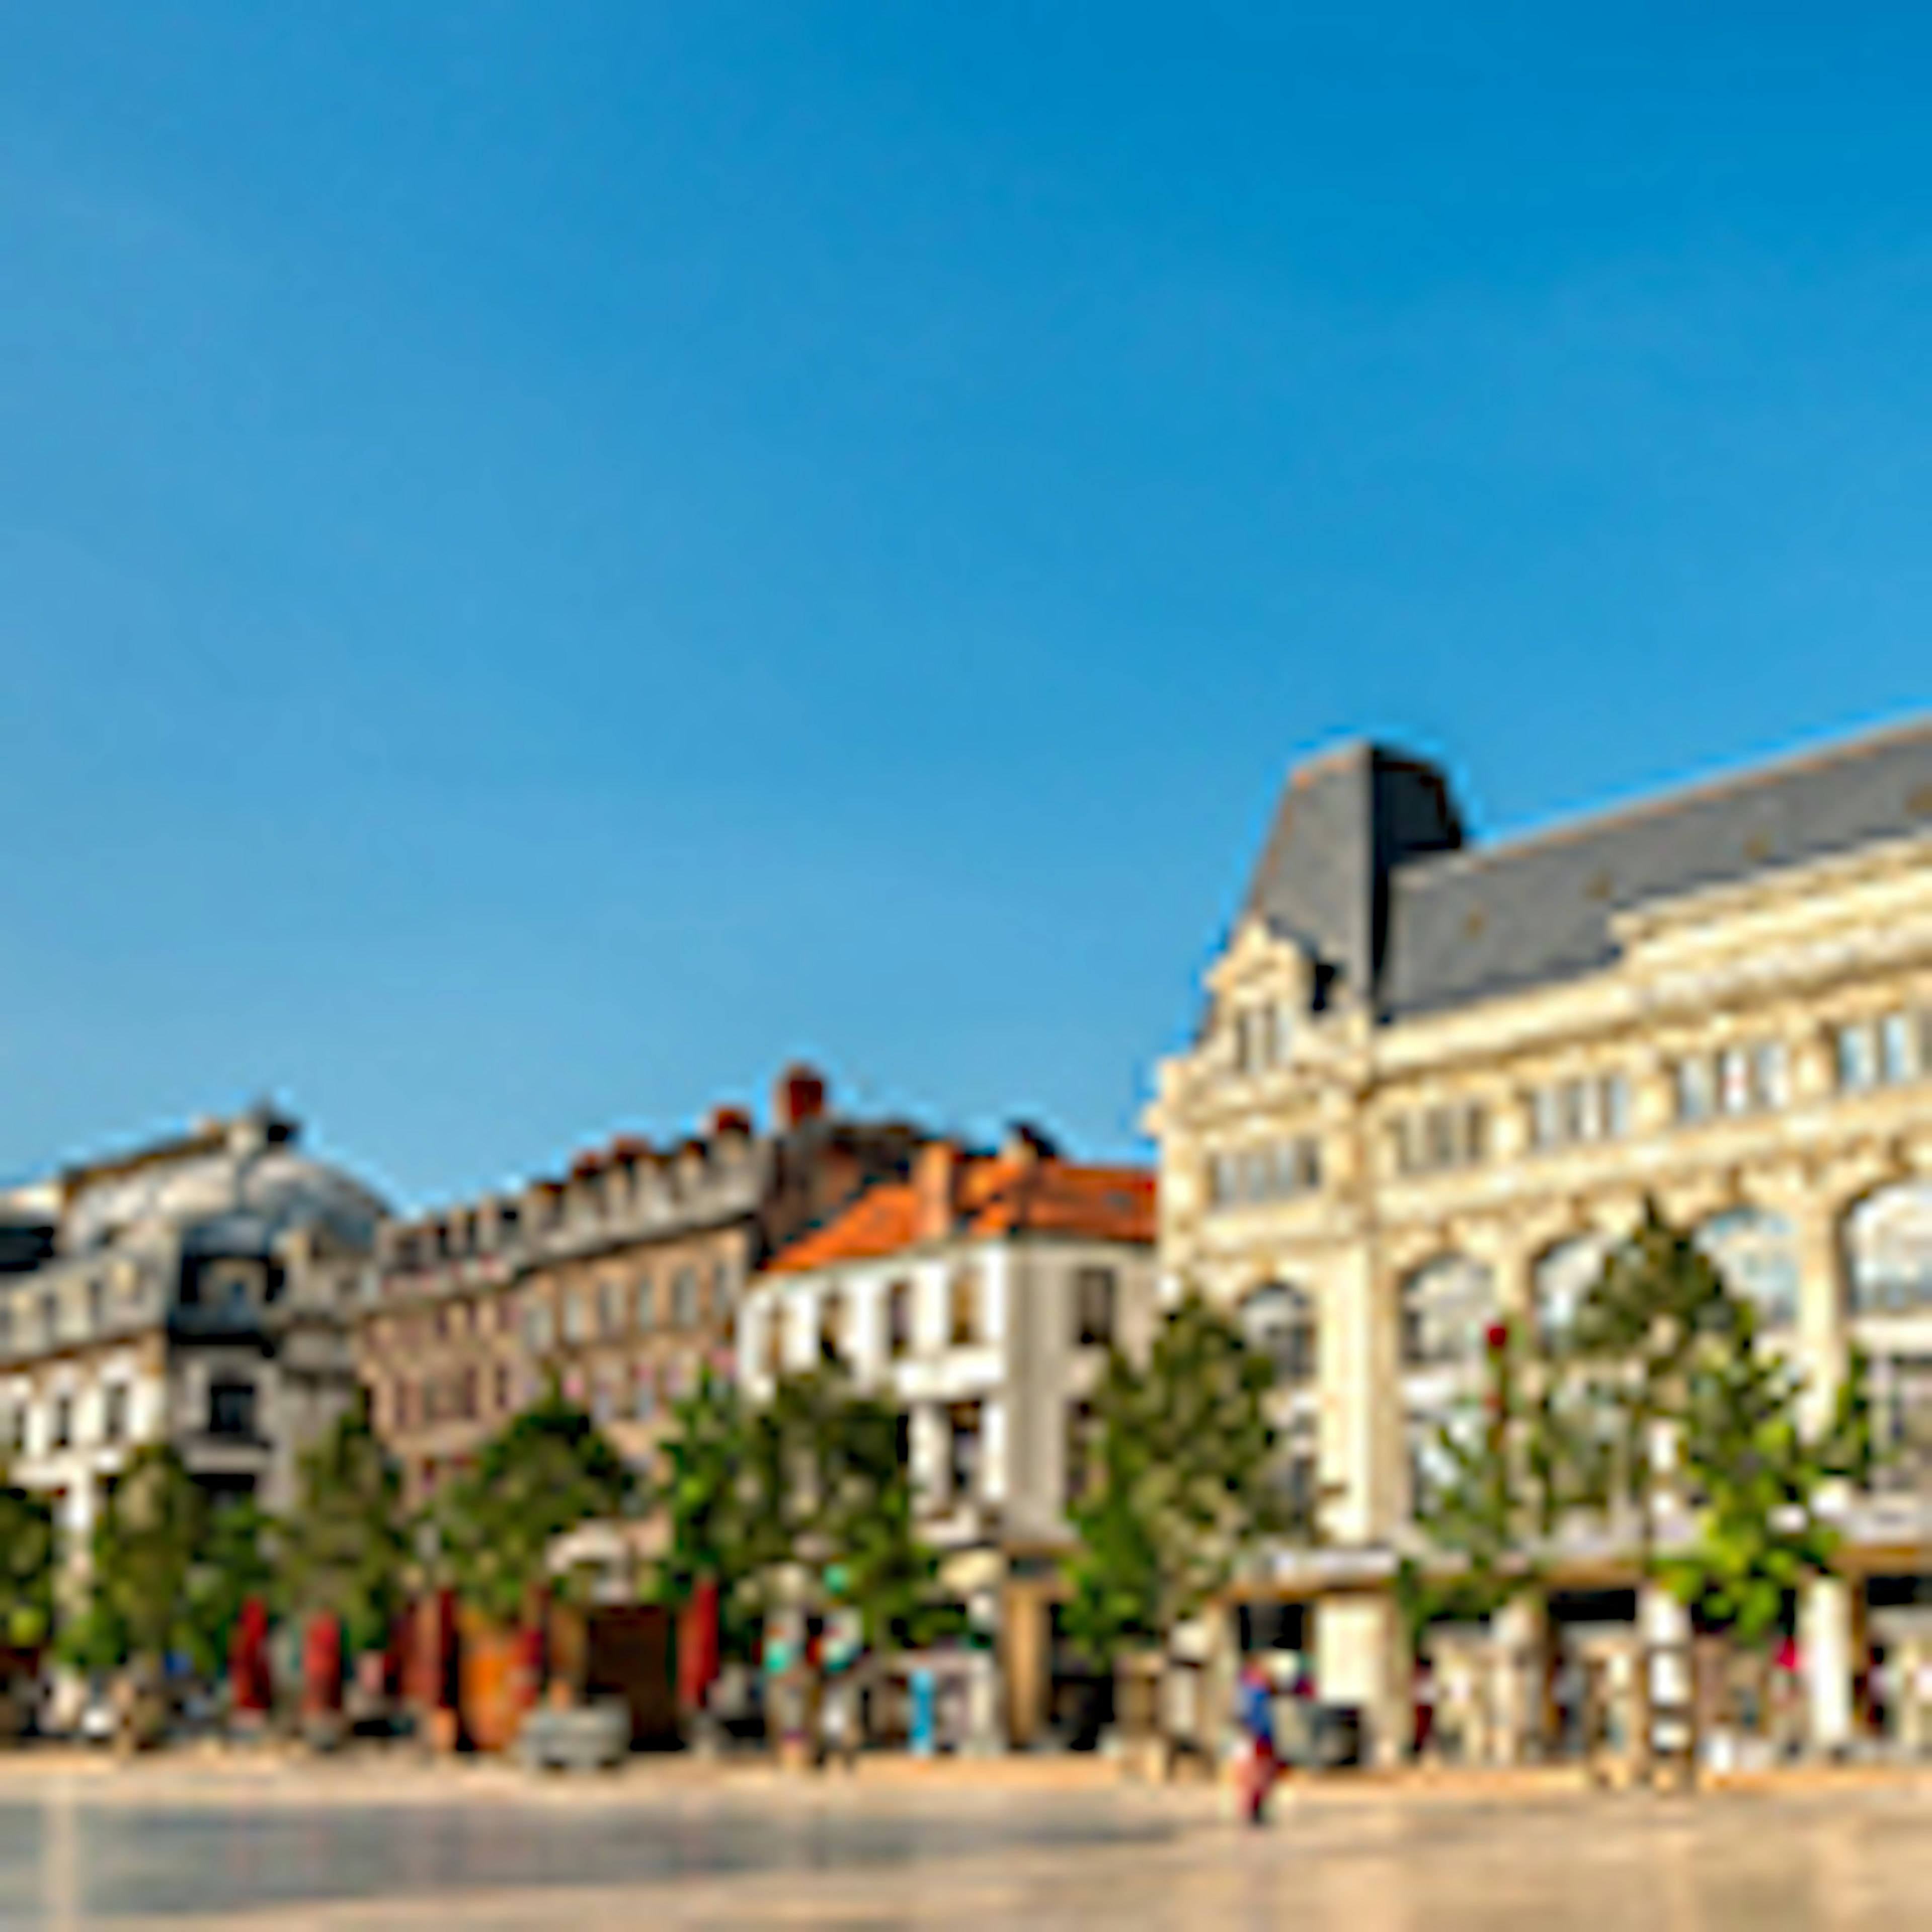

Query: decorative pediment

[1207,917,1320,1017]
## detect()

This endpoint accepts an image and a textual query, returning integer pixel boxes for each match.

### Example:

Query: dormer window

[1230,1001,1292,1076]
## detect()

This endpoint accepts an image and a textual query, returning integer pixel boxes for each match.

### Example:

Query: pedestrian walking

[1234,1660,1278,1826]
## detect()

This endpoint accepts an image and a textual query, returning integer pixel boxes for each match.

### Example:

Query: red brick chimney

[772,1064,828,1133]
[915,1141,961,1243]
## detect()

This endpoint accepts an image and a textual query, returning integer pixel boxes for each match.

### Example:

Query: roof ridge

[1393,712,1932,888]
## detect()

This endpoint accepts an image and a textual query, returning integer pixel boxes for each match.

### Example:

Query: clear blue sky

[3,6,1928,1207]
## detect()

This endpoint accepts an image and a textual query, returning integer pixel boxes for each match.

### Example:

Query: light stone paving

[6,1760,1932,1928]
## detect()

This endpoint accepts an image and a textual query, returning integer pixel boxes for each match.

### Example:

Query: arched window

[1399,1255,1495,1370]
[1695,1207,1801,1332]
[1532,1235,1611,1347]
[1844,1183,1932,1319]
[1240,1282,1318,1388]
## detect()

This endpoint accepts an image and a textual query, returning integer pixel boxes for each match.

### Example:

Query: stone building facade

[360,1067,924,1506]
[0,1106,386,1564]
[1150,721,1932,1757]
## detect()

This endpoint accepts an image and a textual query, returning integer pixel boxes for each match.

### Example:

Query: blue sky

[2,6,1928,1206]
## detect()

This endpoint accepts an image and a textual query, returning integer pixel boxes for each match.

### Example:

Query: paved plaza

[6,1760,1932,1928]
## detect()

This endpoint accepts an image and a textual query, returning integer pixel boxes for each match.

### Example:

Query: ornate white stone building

[0,1106,386,1567]
[1150,721,1932,1757]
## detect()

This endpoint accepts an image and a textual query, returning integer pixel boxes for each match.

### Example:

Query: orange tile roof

[764,1154,1155,1275]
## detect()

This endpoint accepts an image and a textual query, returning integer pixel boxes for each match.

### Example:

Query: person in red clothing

[1235,1660,1278,1825]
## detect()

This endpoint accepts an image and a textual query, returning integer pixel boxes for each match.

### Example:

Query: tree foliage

[183,1498,277,1680]
[1567,1201,1744,1566]
[755,1367,949,1651]
[0,1465,55,1650]
[1658,1304,1873,1646]
[280,1394,411,1655]
[435,1387,633,1628]
[1061,1293,1276,1666]
[81,1444,207,1672]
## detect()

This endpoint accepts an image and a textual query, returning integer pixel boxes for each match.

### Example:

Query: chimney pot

[773,1064,828,1133]
[915,1141,962,1243]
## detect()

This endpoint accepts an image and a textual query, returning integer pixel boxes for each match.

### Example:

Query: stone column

[1791,1190,1848,1436]
[1804,1574,1854,1754]
[1002,1581,1048,1749]
[1641,1583,1693,1764]
[1317,1591,1406,1765]
[1323,1245,1398,1545]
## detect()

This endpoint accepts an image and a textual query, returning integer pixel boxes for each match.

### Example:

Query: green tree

[0,1467,55,1651]
[85,1444,207,1674]
[749,1366,948,1652]
[184,1498,277,1680]
[1568,1202,1744,1590]
[1061,1294,1276,1660]
[1659,1302,1848,1647]
[281,1396,411,1656]
[1404,1316,1615,1639]
[1061,1408,1162,1673]
[435,1387,633,1631]
[655,1367,769,1661]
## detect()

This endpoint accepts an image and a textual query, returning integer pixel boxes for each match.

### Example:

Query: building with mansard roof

[1150,717,1932,1762]
[0,1105,387,1565]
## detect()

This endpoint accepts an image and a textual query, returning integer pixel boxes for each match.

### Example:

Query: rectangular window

[1753,1039,1791,1110]
[887,1283,913,1358]
[672,1268,699,1328]
[1717,1045,1753,1116]
[1675,1057,1714,1123]
[1075,1267,1117,1348]
[103,1383,127,1444]
[208,1379,256,1440]
[51,1394,71,1450]
[948,1272,980,1348]
[1602,1072,1631,1139]
[1528,1087,1560,1152]
[1064,1399,1097,1506]
[947,1401,983,1502]
[1881,1010,1919,1085]
[1837,1022,1879,1093]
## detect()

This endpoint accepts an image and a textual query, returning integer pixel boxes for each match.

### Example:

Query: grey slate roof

[1243,743,1463,1007]
[1244,718,1932,1022]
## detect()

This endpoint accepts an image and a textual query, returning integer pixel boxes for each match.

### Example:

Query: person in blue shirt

[1235,1660,1278,1825]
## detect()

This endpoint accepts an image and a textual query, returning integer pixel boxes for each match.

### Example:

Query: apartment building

[360,1066,923,1506]
[0,1106,385,1562]
[738,1132,1157,1744]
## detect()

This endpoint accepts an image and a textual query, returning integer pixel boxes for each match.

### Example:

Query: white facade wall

[739,1235,1157,1557]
